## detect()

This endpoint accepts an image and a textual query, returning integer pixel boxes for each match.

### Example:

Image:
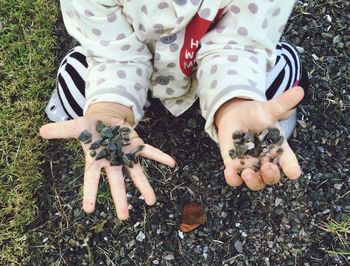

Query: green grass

[319,216,350,258]
[0,0,58,264]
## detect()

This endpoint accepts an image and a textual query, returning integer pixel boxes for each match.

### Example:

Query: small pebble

[78,130,92,143]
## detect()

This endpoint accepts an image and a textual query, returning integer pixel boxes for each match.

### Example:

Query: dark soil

[29,1,349,265]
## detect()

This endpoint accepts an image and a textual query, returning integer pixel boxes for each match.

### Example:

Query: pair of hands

[39,86,304,220]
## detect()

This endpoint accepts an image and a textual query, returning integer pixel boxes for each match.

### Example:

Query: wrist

[86,102,135,126]
[214,98,250,129]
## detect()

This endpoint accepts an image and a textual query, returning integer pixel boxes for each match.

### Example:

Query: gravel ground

[30,1,349,265]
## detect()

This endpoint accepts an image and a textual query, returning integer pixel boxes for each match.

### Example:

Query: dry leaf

[179,202,206,233]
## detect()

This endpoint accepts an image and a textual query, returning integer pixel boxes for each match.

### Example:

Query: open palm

[216,87,305,190]
[40,114,176,220]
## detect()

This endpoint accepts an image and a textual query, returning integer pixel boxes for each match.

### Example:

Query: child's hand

[215,87,305,190]
[39,106,176,220]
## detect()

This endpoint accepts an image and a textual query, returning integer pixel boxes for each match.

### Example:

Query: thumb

[39,118,85,139]
[264,86,304,121]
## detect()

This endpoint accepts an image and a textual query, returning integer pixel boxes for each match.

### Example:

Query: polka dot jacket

[61,0,296,141]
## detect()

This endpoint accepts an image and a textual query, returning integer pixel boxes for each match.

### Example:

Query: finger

[83,159,101,213]
[224,166,243,187]
[278,141,301,180]
[105,166,129,220]
[40,118,85,139]
[264,86,304,121]
[260,161,281,185]
[138,144,176,167]
[127,165,156,205]
[241,168,266,191]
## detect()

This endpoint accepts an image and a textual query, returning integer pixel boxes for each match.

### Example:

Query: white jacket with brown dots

[60,0,296,142]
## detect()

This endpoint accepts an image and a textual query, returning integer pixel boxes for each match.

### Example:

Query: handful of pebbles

[229,128,284,160]
[77,120,144,168]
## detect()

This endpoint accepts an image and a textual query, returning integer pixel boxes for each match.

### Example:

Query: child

[40,0,308,220]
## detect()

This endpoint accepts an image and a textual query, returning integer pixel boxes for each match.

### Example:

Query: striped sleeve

[60,0,153,126]
[196,0,296,142]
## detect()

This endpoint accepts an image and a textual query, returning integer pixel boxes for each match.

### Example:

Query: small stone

[68,239,76,246]
[96,149,108,160]
[275,198,283,207]
[106,143,117,152]
[266,128,280,143]
[229,149,237,159]
[259,129,269,141]
[78,130,92,143]
[234,240,244,253]
[101,127,113,138]
[244,132,254,142]
[246,142,255,150]
[89,139,102,150]
[96,120,105,132]
[221,211,228,218]
[334,184,342,190]
[163,253,174,261]
[90,150,96,157]
[120,127,131,134]
[178,231,184,239]
[136,231,145,242]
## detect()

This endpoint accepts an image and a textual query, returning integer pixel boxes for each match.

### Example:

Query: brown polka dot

[248,3,258,14]
[122,44,131,51]
[154,53,160,61]
[84,10,94,17]
[210,65,218,74]
[248,79,257,87]
[250,56,258,64]
[279,24,286,33]
[177,16,184,24]
[166,87,174,95]
[216,26,225,33]
[227,69,237,75]
[74,11,81,20]
[266,48,273,57]
[200,8,211,18]
[98,64,106,72]
[245,45,255,53]
[158,2,169,9]
[198,69,203,78]
[230,5,240,14]
[272,8,281,16]
[137,44,146,52]
[262,19,268,29]
[134,82,143,91]
[237,27,248,36]
[139,24,146,32]
[176,99,184,104]
[117,70,126,78]
[251,68,258,74]
[168,75,175,81]
[136,68,142,76]
[141,5,148,14]
[107,12,117,22]
[167,63,176,68]
[116,33,126,40]
[228,40,237,45]
[170,43,179,52]
[96,78,105,85]
[100,41,110,46]
[153,23,164,29]
[227,55,238,62]
[191,0,200,5]
[92,28,101,36]
[206,41,214,45]
[211,80,218,89]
